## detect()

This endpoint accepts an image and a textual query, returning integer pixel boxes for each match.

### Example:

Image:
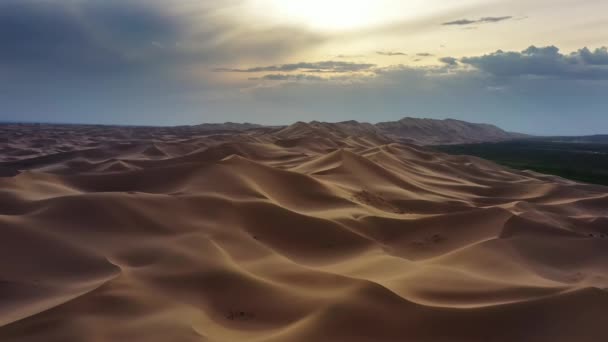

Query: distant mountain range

[190,122,264,132]
[0,117,528,146]
[375,117,527,145]
[196,117,527,145]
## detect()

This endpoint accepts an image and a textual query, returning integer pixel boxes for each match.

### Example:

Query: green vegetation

[434,140,608,186]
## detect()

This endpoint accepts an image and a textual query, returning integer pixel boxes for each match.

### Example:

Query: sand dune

[0,122,607,341]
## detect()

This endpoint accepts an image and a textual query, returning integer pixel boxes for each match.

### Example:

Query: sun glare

[260,0,408,31]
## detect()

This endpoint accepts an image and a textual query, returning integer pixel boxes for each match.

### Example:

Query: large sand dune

[0,122,607,341]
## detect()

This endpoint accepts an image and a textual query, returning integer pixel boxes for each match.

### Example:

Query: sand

[0,122,607,342]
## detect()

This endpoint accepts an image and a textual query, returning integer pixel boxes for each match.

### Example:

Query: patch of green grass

[434,140,608,186]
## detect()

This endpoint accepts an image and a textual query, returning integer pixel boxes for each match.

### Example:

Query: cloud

[239,45,608,135]
[575,47,608,65]
[214,61,376,73]
[0,0,332,125]
[460,45,608,80]
[0,0,328,77]
[479,16,513,23]
[0,0,182,74]
[377,51,407,56]
[442,19,477,26]
[335,54,366,59]
[252,74,326,82]
[0,0,605,136]
[246,57,608,135]
[439,57,458,66]
[442,16,513,26]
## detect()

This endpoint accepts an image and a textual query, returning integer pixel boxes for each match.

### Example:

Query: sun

[260,0,406,31]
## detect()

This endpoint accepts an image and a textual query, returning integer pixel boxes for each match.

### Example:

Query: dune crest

[0,122,607,342]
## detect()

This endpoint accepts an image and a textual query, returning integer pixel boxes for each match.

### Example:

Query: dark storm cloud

[214,61,376,73]
[442,16,513,26]
[460,45,608,79]
[377,51,407,56]
[439,57,458,66]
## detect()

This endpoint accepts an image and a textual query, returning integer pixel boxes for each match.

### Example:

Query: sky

[1,0,607,135]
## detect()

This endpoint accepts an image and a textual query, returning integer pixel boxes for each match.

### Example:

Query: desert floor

[1,123,607,342]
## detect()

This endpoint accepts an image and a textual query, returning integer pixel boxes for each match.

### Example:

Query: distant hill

[375,117,526,145]
[177,117,528,145]
[190,122,264,132]
[266,118,525,146]
[3,117,524,147]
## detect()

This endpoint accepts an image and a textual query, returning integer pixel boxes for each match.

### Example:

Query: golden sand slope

[1,123,607,342]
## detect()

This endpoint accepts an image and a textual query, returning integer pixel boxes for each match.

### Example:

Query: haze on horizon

[1,0,607,135]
